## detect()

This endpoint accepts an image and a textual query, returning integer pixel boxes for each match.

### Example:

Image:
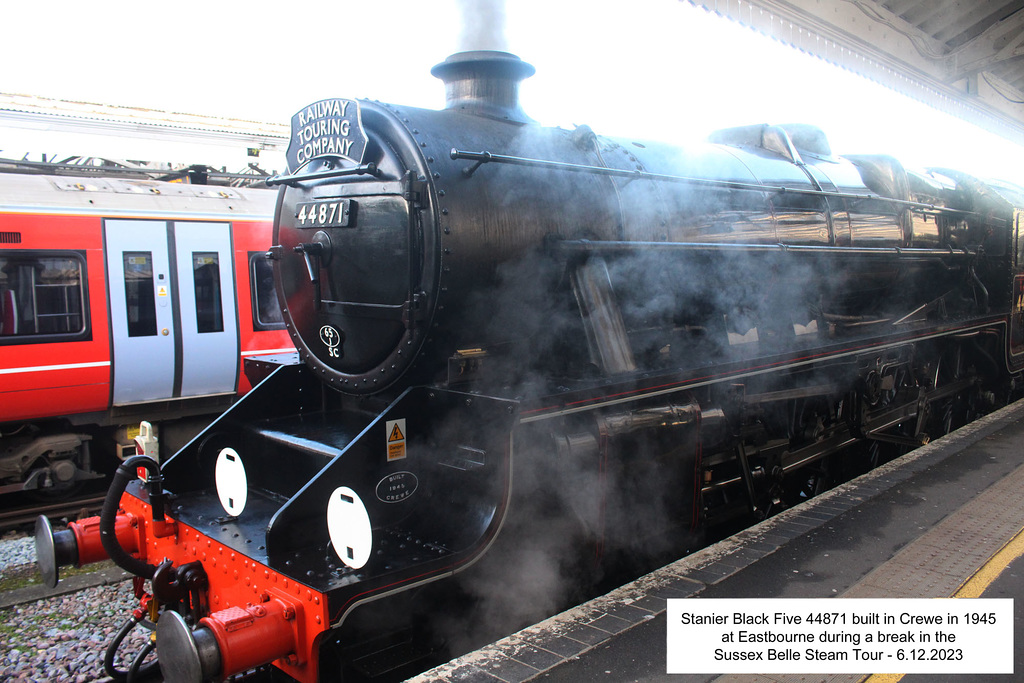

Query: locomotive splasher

[36,51,1024,682]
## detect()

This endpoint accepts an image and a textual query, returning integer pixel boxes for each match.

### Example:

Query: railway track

[0,494,106,533]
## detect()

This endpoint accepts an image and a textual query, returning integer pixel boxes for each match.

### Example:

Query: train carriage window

[192,252,224,333]
[123,252,157,337]
[250,252,284,329]
[0,251,87,340]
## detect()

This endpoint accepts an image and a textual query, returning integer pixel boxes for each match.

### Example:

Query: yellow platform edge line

[954,524,1024,599]
[861,524,1024,683]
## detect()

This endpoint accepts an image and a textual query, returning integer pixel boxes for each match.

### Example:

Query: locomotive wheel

[938,390,979,436]
[784,460,832,503]
[866,438,903,469]
[927,343,981,438]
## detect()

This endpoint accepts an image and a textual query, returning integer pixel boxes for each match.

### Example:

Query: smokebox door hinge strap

[402,291,428,329]
[403,172,427,205]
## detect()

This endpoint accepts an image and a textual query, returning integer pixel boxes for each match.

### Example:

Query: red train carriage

[0,170,292,496]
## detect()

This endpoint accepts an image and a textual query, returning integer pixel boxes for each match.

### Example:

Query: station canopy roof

[688,0,1024,145]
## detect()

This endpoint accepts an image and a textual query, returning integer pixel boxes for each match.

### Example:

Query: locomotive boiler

[36,51,1024,682]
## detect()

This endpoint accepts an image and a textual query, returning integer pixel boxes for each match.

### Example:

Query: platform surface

[411,399,1024,683]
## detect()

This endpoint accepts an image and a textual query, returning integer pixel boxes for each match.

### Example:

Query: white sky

[6,0,1024,183]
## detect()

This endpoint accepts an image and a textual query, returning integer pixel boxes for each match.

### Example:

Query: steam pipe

[450,149,965,214]
[553,239,976,261]
[600,402,702,435]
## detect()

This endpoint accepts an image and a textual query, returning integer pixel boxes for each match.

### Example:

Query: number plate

[295,199,355,228]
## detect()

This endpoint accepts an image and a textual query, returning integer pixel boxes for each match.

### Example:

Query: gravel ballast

[1,533,153,682]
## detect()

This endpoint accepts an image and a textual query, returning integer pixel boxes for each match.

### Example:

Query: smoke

[364,107,932,666]
[456,0,510,52]
[433,404,706,659]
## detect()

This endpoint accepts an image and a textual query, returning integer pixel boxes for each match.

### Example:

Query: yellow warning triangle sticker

[388,423,405,442]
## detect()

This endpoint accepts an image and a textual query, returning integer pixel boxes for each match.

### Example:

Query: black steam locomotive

[37,51,1024,682]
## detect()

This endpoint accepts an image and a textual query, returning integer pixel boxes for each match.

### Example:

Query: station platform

[411,399,1024,683]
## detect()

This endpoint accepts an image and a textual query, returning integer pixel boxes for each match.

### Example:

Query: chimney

[430,50,535,122]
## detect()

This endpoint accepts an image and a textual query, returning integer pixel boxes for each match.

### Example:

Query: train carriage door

[105,220,176,403]
[173,222,238,396]
[105,220,239,404]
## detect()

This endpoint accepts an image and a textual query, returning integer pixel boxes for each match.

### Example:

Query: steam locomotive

[36,51,1024,682]
[1,166,291,497]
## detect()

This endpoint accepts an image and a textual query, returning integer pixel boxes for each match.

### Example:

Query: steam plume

[456,0,510,51]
